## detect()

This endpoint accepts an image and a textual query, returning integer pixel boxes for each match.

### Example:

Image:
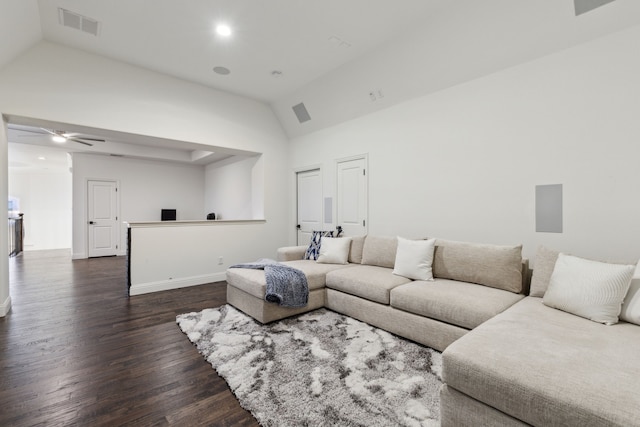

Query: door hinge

[363,169,366,176]
[116,245,118,249]
[363,220,366,226]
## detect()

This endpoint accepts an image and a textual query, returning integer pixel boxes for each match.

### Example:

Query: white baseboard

[129,272,226,296]
[72,252,87,260]
[0,295,12,317]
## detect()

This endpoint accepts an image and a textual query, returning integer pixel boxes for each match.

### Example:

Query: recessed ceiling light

[213,66,231,75]
[52,135,67,143]
[216,24,232,37]
[38,156,46,160]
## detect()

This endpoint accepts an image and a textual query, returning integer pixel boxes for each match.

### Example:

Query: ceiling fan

[13,126,105,146]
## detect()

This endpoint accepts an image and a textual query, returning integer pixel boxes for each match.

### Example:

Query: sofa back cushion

[529,246,560,297]
[348,235,367,264]
[361,236,398,268]
[433,239,523,293]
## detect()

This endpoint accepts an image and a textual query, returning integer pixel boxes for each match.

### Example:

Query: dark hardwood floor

[1,250,259,426]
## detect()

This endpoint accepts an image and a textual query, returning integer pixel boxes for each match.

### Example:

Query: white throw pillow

[317,237,352,265]
[392,237,436,281]
[543,253,635,325]
[620,275,640,325]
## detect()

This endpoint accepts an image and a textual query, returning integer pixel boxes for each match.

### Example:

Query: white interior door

[297,169,322,245]
[88,180,119,257]
[337,158,368,237]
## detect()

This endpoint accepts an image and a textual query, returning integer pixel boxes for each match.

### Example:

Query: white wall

[128,220,267,295]
[9,169,72,250]
[289,23,640,266]
[0,41,290,314]
[0,0,41,70]
[71,153,206,258]
[205,155,263,220]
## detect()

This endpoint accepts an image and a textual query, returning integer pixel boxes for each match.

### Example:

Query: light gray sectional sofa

[226,236,640,426]
[227,235,529,352]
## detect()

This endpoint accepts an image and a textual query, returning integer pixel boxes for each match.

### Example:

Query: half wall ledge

[126,219,267,296]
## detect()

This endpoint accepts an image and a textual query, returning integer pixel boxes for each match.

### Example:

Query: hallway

[1,250,257,426]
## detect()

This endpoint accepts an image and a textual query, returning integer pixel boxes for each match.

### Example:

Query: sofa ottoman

[226,260,352,323]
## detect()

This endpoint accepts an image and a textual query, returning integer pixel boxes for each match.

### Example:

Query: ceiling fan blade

[12,128,49,136]
[74,137,105,142]
[69,138,93,147]
[17,134,47,138]
[39,128,59,136]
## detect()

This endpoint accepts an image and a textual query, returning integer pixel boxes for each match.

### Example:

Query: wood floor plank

[0,250,259,427]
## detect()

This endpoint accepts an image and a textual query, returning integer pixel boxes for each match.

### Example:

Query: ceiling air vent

[574,0,616,16]
[58,8,100,36]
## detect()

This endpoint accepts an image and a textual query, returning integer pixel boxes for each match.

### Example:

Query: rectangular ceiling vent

[292,102,311,124]
[58,8,100,36]
[574,0,616,16]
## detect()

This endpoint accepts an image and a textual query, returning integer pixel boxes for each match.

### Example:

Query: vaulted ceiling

[3,0,640,156]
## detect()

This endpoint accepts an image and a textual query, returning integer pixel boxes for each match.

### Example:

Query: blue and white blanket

[230,259,308,308]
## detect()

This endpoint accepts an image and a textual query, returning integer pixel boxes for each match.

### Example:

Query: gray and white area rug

[176,305,442,427]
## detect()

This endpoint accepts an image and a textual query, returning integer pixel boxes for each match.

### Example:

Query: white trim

[126,219,266,228]
[72,252,87,260]
[0,295,11,317]
[335,153,369,164]
[129,272,226,296]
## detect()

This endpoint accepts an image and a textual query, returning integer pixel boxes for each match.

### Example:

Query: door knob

[296,224,301,229]
[89,221,95,225]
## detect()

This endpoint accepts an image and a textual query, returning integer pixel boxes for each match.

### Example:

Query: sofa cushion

[326,265,411,304]
[391,279,524,330]
[227,260,350,299]
[433,239,523,293]
[348,235,366,264]
[443,297,640,426]
[543,253,635,325]
[393,237,436,281]
[361,236,397,268]
[529,245,560,297]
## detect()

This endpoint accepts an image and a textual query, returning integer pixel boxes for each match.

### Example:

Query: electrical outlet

[218,256,224,265]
